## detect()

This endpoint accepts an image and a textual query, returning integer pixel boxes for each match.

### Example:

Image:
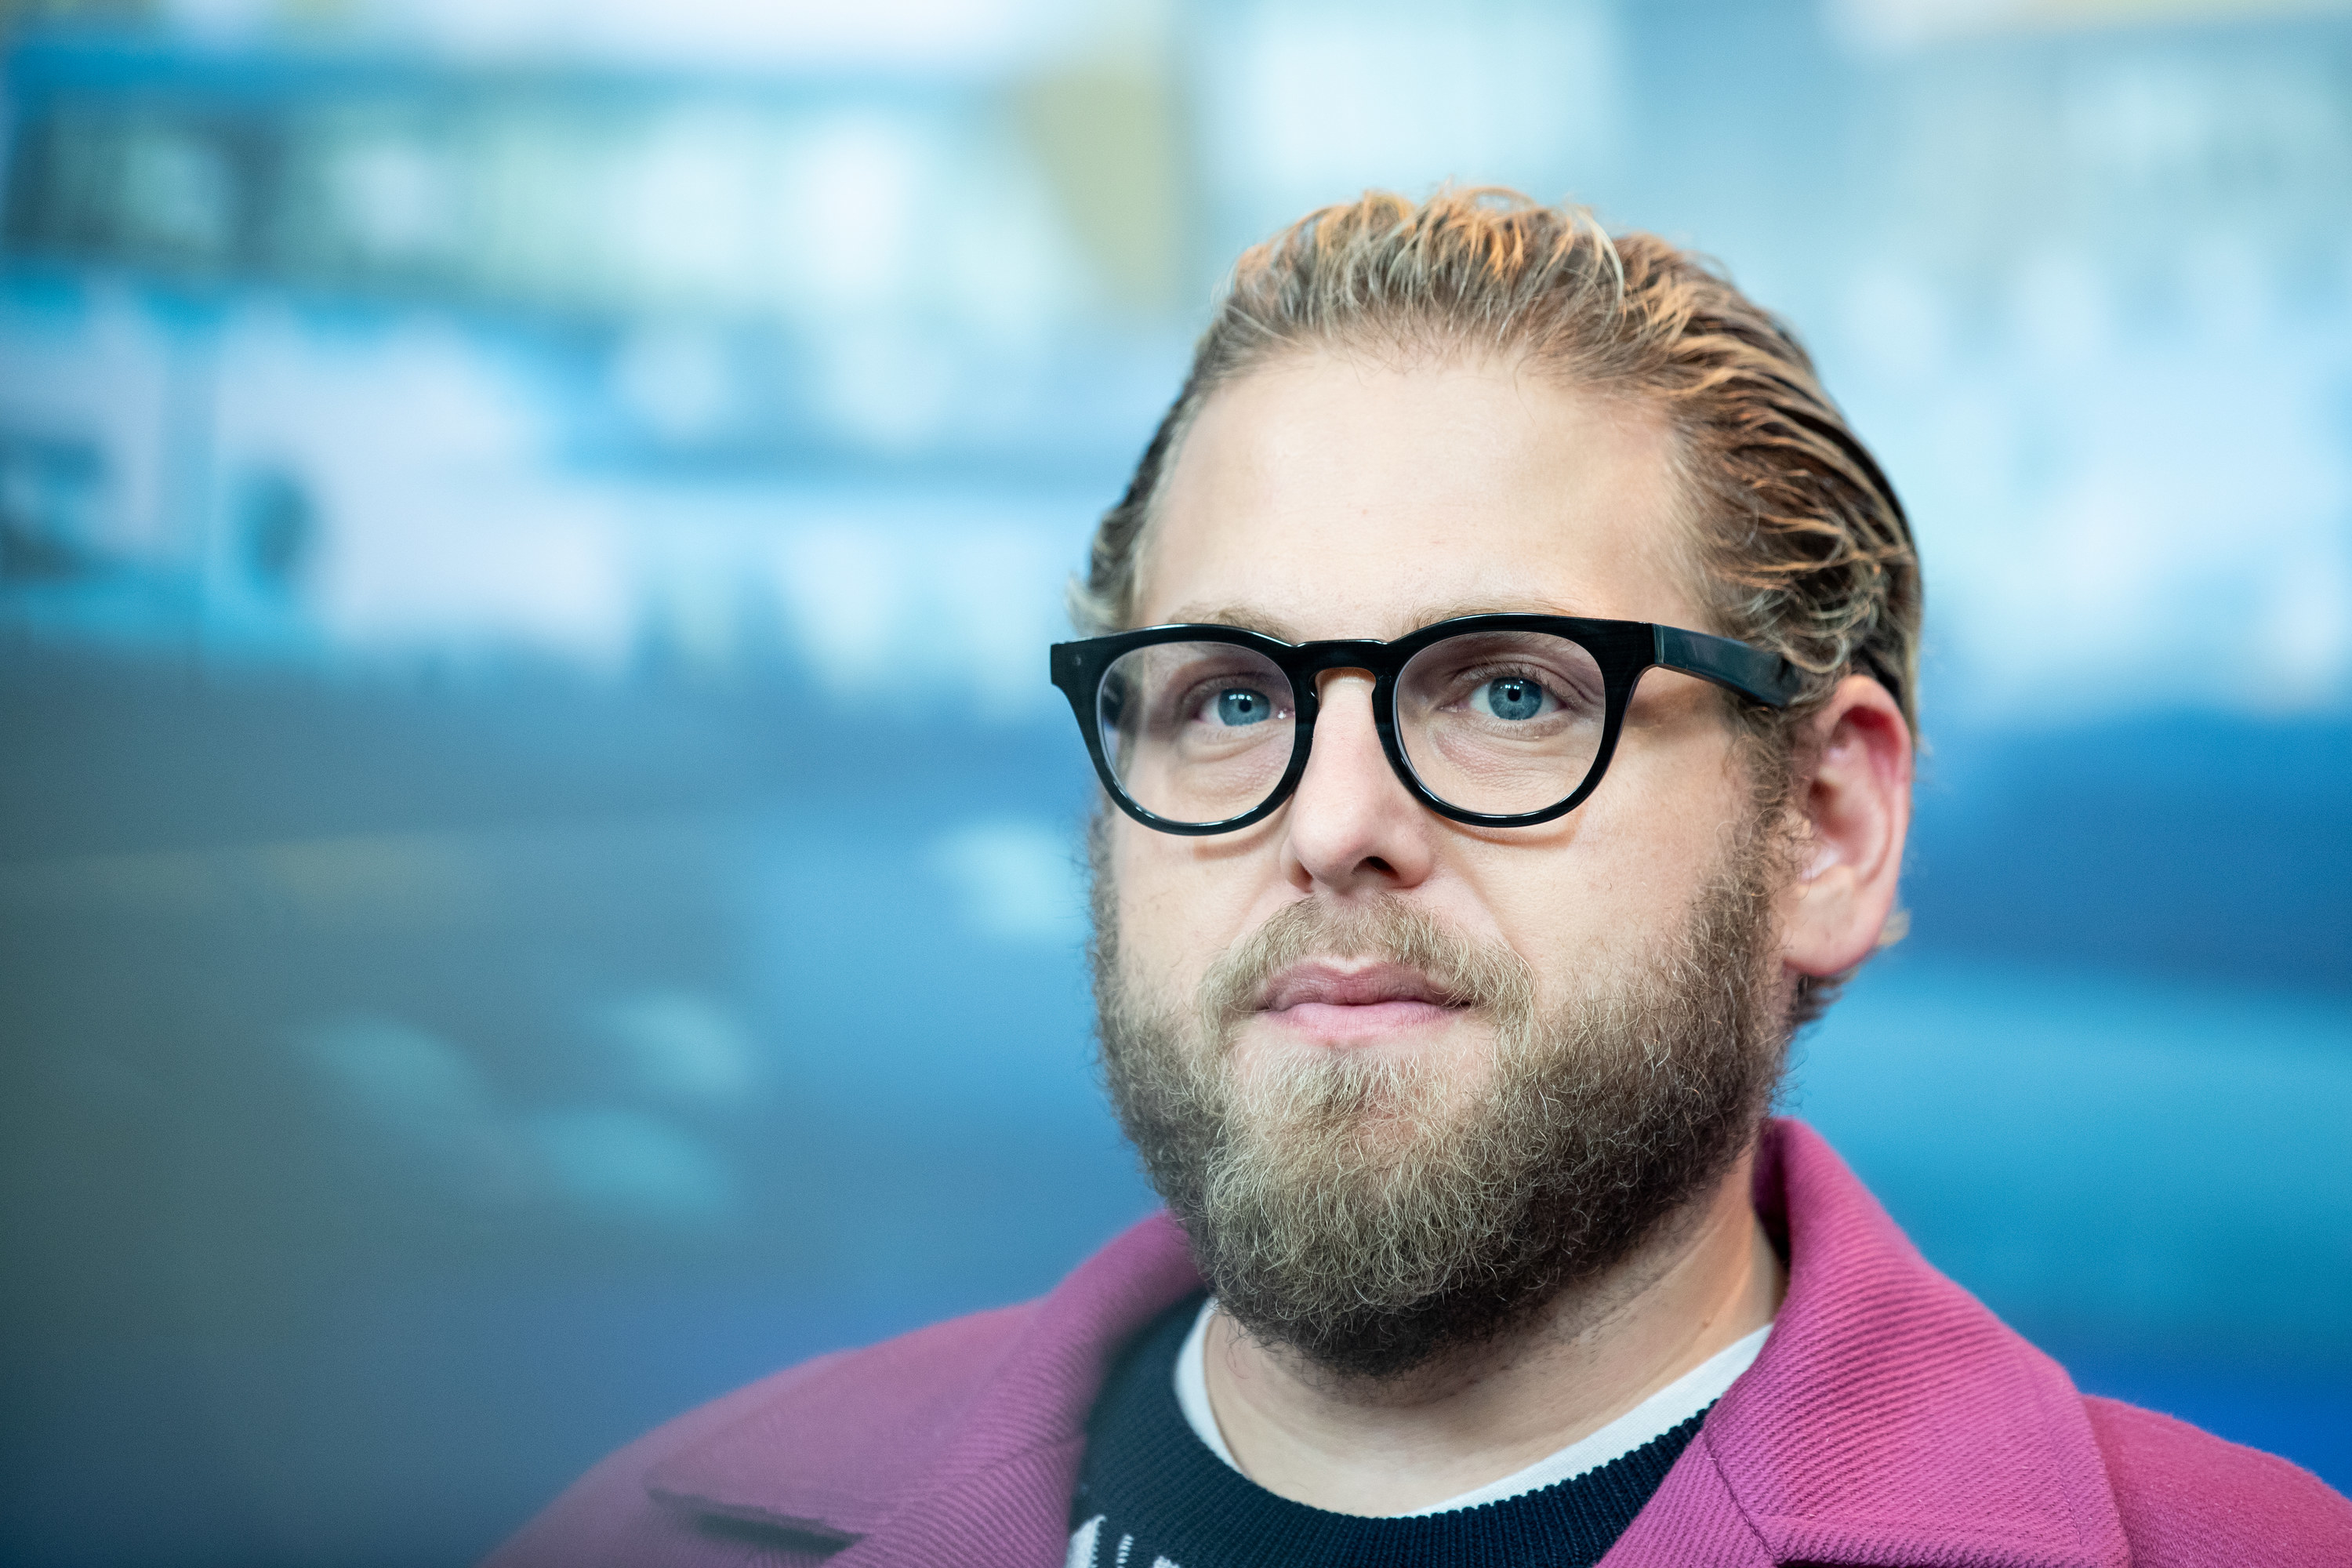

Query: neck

[1200,1147,1784,1516]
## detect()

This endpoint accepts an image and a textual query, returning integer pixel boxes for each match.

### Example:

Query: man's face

[1094,352,1795,1377]
[1112,352,1762,1082]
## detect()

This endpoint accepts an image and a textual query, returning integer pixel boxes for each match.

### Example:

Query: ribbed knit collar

[643,1120,2129,1567]
[1073,1292,1708,1566]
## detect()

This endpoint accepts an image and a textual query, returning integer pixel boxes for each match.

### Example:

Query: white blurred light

[764,515,1074,714]
[2176,234,2274,347]
[924,528,1068,713]
[0,289,176,557]
[818,325,961,450]
[197,312,651,669]
[319,491,636,668]
[1828,0,2352,54]
[2253,547,2352,710]
[787,115,927,313]
[612,325,740,445]
[931,818,1088,945]
[336,138,456,261]
[614,111,770,307]
[371,0,1083,71]
[122,129,234,257]
[1845,265,1955,386]
[295,1014,739,1226]
[1205,0,1619,225]
[296,1017,536,1203]
[519,1108,737,1226]
[2009,251,2113,372]
[162,0,274,39]
[601,990,764,1106]
[769,526,907,694]
[1910,325,2352,720]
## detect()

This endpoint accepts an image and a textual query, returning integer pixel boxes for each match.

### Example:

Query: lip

[1254,961,1465,1046]
[1259,960,1457,1011]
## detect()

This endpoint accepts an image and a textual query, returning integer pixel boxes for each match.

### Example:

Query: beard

[1092,817,1795,1382]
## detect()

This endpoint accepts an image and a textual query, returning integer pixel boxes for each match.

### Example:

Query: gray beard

[1091,824,1792,1381]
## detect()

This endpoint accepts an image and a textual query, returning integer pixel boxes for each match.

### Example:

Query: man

[488,191,2351,1566]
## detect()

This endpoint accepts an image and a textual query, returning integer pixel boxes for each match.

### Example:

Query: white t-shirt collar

[1171,1297,1769,1516]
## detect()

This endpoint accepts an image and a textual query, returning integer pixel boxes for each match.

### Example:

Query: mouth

[1254,960,1466,1047]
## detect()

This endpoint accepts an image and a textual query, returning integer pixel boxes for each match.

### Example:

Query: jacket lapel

[648,1211,1203,1563]
[1606,1122,2129,1568]
[830,1210,1201,1567]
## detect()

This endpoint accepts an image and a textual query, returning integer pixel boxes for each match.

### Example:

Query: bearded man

[488,191,2351,1566]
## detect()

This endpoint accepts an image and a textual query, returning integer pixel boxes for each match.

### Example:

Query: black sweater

[1069,1295,1705,1568]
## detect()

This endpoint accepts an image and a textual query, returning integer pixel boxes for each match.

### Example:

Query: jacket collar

[643,1208,1202,1563]
[645,1120,2128,1566]
[1659,1121,2129,1567]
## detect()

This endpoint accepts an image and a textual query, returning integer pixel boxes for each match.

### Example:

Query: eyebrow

[1402,598,1588,626]
[1155,604,1305,640]
[1151,599,1593,643]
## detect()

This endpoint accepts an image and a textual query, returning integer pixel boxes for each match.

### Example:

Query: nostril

[1363,856,1395,877]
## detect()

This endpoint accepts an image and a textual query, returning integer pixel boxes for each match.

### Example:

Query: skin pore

[1109,350,1913,1515]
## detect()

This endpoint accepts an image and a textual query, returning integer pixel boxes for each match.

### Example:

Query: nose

[1279,670,1438,895]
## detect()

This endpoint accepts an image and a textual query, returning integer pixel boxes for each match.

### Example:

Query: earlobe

[1777,676,1913,981]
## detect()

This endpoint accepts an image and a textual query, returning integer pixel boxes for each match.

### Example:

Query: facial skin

[1102,350,1913,1514]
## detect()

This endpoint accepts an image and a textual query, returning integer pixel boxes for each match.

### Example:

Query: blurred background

[0,0,2347,1561]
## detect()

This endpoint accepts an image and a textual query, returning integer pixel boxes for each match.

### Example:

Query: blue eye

[1215,688,1273,726]
[1475,677,1548,722]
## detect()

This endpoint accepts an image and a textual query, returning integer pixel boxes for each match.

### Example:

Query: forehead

[1131,352,1700,640]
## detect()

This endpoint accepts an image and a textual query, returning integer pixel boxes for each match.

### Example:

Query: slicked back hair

[1073,188,1922,754]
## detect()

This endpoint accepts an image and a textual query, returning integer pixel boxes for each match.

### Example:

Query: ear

[1778,674,1914,980]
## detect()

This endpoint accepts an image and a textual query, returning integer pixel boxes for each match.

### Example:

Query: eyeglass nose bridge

[1281,637,1396,721]
[1275,640,1436,828]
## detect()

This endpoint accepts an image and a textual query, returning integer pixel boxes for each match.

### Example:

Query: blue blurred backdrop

[1,1,2347,1563]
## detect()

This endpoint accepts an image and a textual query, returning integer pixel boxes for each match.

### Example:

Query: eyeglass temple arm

[1652,625,1806,709]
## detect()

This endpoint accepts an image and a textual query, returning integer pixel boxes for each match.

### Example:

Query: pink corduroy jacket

[487,1120,2352,1567]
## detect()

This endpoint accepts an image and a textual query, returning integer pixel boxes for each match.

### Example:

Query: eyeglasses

[1051,615,1802,836]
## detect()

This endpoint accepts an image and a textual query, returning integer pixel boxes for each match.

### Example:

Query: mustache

[1196,897,1537,1045]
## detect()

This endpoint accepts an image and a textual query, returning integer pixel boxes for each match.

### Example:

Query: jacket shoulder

[482,1301,1040,1568]
[2084,1395,2352,1566]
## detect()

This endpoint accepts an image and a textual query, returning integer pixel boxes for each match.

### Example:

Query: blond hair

[1073,187,1921,745]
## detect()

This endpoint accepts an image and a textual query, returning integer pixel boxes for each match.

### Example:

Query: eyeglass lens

[1094,631,1608,826]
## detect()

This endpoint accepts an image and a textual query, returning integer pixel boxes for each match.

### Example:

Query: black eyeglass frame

[1051,614,1804,837]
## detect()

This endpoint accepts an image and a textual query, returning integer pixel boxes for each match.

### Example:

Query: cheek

[1108,825,1238,999]
[1462,731,1745,985]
